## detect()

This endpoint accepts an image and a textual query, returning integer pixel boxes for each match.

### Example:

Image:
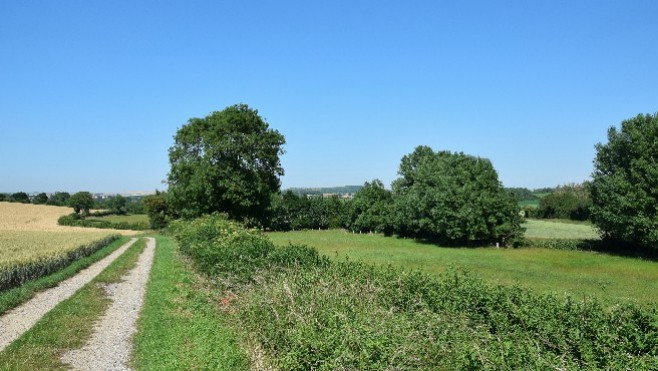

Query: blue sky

[1,1,657,193]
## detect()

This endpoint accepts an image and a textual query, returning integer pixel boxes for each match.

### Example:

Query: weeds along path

[0,238,138,352]
[61,237,155,371]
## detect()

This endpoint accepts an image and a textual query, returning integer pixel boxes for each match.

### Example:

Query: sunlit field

[268,229,658,306]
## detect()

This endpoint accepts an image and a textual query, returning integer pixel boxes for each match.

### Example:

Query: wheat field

[0,202,136,289]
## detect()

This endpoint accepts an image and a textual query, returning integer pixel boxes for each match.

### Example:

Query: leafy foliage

[167,104,285,226]
[391,146,523,245]
[590,113,658,250]
[268,191,349,231]
[46,192,70,206]
[68,191,94,215]
[143,192,170,229]
[10,192,30,204]
[536,183,592,220]
[32,192,48,205]
[346,179,393,233]
[505,187,537,202]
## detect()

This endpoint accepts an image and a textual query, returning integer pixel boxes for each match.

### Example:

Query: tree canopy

[69,191,94,215]
[167,104,285,226]
[347,179,393,234]
[391,146,523,245]
[590,113,658,250]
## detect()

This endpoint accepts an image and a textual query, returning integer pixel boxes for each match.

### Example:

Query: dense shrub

[143,192,170,229]
[536,183,591,220]
[10,192,30,204]
[174,216,658,369]
[268,191,349,231]
[391,146,523,246]
[345,179,393,234]
[590,113,658,251]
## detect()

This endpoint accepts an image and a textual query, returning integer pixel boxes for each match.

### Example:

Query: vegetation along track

[0,238,138,352]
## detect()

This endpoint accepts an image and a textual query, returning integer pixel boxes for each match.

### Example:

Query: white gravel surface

[61,237,155,371]
[0,238,137,352]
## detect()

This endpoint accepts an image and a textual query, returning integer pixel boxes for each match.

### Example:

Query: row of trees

[1,191,143,217]
[160,104,658,251]
[163,105,523,246]
[0,191,71,206]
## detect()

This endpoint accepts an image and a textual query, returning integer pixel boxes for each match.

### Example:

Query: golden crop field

[0,202,137,289]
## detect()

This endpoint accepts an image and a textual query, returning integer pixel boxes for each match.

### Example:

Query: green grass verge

[88,214,149,224]
[0,238,146,370]
[268,230,658,306]
[0,236,130,315]
[131,235,248,370]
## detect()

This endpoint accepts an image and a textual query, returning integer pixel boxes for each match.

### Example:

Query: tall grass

[173,215,658,369]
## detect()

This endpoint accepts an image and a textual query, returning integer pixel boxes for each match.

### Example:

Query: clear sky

[1,1,657,193]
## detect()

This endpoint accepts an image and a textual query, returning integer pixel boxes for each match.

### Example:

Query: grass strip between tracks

[0,238,146,370]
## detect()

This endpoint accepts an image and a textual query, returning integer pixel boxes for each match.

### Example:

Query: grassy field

[87,214,149,224]
[268,229,658,306]
[523,218,599,239]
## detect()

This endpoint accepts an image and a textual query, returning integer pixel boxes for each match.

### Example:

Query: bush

[536,183,591,221]
[391,146,523,246]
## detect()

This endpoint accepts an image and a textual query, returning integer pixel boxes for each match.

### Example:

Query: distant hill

[286,185,362,196]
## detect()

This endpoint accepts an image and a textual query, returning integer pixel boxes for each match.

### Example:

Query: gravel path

[61,237,155,371]
[0,237,138,352]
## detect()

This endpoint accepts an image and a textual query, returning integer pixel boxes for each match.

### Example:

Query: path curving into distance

[61,237,155,371]
[0,238,138,352]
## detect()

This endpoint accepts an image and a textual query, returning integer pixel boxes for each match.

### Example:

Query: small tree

[348,179,393,234]
[107,195,128,215]
[11,192,30,204]
[536,183,591,221]
[391,146,523,246]
[590,113,658,250]
[144,192,169,229]
[32,192,49,205]
[69,192,94,216]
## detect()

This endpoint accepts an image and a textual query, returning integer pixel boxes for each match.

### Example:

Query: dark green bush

[537,184,591,221]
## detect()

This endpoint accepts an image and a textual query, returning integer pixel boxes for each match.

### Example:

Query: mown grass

[0,236,129,315]
[268,230,658,306]
[524,219,599,239]
[0,238,146,370]
[132,235,248,370]
[87,214,149,224]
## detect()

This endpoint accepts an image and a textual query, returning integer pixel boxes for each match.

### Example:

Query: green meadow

[268,227,658,306]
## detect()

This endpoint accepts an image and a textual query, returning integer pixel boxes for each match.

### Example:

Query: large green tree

[69,191,94,215]
[391,146,523,246]
[590,113,658,250]
[167,104,285,225]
